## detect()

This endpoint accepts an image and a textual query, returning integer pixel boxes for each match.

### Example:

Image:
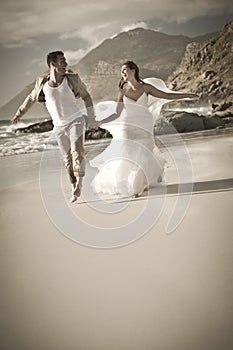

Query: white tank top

[43,77,82,126]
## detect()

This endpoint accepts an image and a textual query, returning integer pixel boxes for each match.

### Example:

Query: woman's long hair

[118,61,144,89]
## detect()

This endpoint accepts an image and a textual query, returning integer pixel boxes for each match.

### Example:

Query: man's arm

[82,92,96,122]
[11,79,40,123]
[11,90,37,123]
[76,74,97,129]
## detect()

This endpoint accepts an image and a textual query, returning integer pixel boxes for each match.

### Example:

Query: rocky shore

[163,20,233,134]
[15,102,233,138]
[15,119,111,140]
[154,101,233,135]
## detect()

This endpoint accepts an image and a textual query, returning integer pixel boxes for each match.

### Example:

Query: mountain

[166,20,233,103]
[72,28,214,102]
[0,28,215,119]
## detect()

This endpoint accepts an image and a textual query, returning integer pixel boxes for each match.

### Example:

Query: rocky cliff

[166,20,233,104]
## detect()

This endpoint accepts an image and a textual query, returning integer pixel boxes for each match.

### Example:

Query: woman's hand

[11,115,20,124]
[186,93,200,99]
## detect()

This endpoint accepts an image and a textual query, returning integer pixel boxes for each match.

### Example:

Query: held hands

[96,121,103,128]
[87,118,100,131]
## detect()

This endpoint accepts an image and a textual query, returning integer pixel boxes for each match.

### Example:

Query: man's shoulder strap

[66,72,79,83]
[36,73,49,102]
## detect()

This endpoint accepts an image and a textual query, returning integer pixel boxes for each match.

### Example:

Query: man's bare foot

[70,195,78,203]
[70,182,81,203]
[158,175,164,183]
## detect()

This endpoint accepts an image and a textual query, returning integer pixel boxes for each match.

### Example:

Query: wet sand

[0,130,233,350]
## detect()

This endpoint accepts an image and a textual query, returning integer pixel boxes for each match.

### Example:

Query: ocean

[0,118,109,190]
[0,118,58,157]
[0,105,212,158]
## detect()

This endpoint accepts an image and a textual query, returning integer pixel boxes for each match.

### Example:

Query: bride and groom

[11,51,199,202]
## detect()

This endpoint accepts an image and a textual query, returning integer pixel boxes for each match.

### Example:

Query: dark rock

[85,127,111,140]
[203,116,225,129]
[155,110,231,134]
[212,101,233,111]
[222,116,233,125]
[204,70,216,79]
[211,102,233,117]
[15,119,111,140]
[167,112,205,133]
[213,111,232,118]
[15,119,53,134]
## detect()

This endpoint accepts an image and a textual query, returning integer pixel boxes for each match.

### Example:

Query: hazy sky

[0,0,232,107]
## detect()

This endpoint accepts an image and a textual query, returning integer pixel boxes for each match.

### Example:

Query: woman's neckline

[124,91,146,102]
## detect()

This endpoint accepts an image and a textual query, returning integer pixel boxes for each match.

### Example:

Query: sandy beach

[0,129,233,350]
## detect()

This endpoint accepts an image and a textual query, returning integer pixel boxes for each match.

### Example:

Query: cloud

[3,39,35,49]
[64,49,89,64]
[0,0,232,47]
[60,22,113,46]
[122,22,148,32]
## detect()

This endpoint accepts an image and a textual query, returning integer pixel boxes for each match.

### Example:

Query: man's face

[52,54,68,75]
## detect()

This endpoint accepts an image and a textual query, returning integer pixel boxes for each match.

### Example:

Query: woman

[90,61,199,198]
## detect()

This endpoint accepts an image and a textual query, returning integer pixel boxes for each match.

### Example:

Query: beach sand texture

[0,130,233,350]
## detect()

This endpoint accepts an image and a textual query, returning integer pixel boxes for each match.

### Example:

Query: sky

[0,0,232,107]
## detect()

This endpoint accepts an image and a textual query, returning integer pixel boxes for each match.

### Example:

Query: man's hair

[47,51,64,67]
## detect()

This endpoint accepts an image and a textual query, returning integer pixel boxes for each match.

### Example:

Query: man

[12,50,97,203]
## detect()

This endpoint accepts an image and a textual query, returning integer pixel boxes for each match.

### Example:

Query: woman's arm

[144,83,199,100]
[98,90,124,126]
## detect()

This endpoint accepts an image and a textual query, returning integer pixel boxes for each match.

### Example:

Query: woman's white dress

[90,78,170,197]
